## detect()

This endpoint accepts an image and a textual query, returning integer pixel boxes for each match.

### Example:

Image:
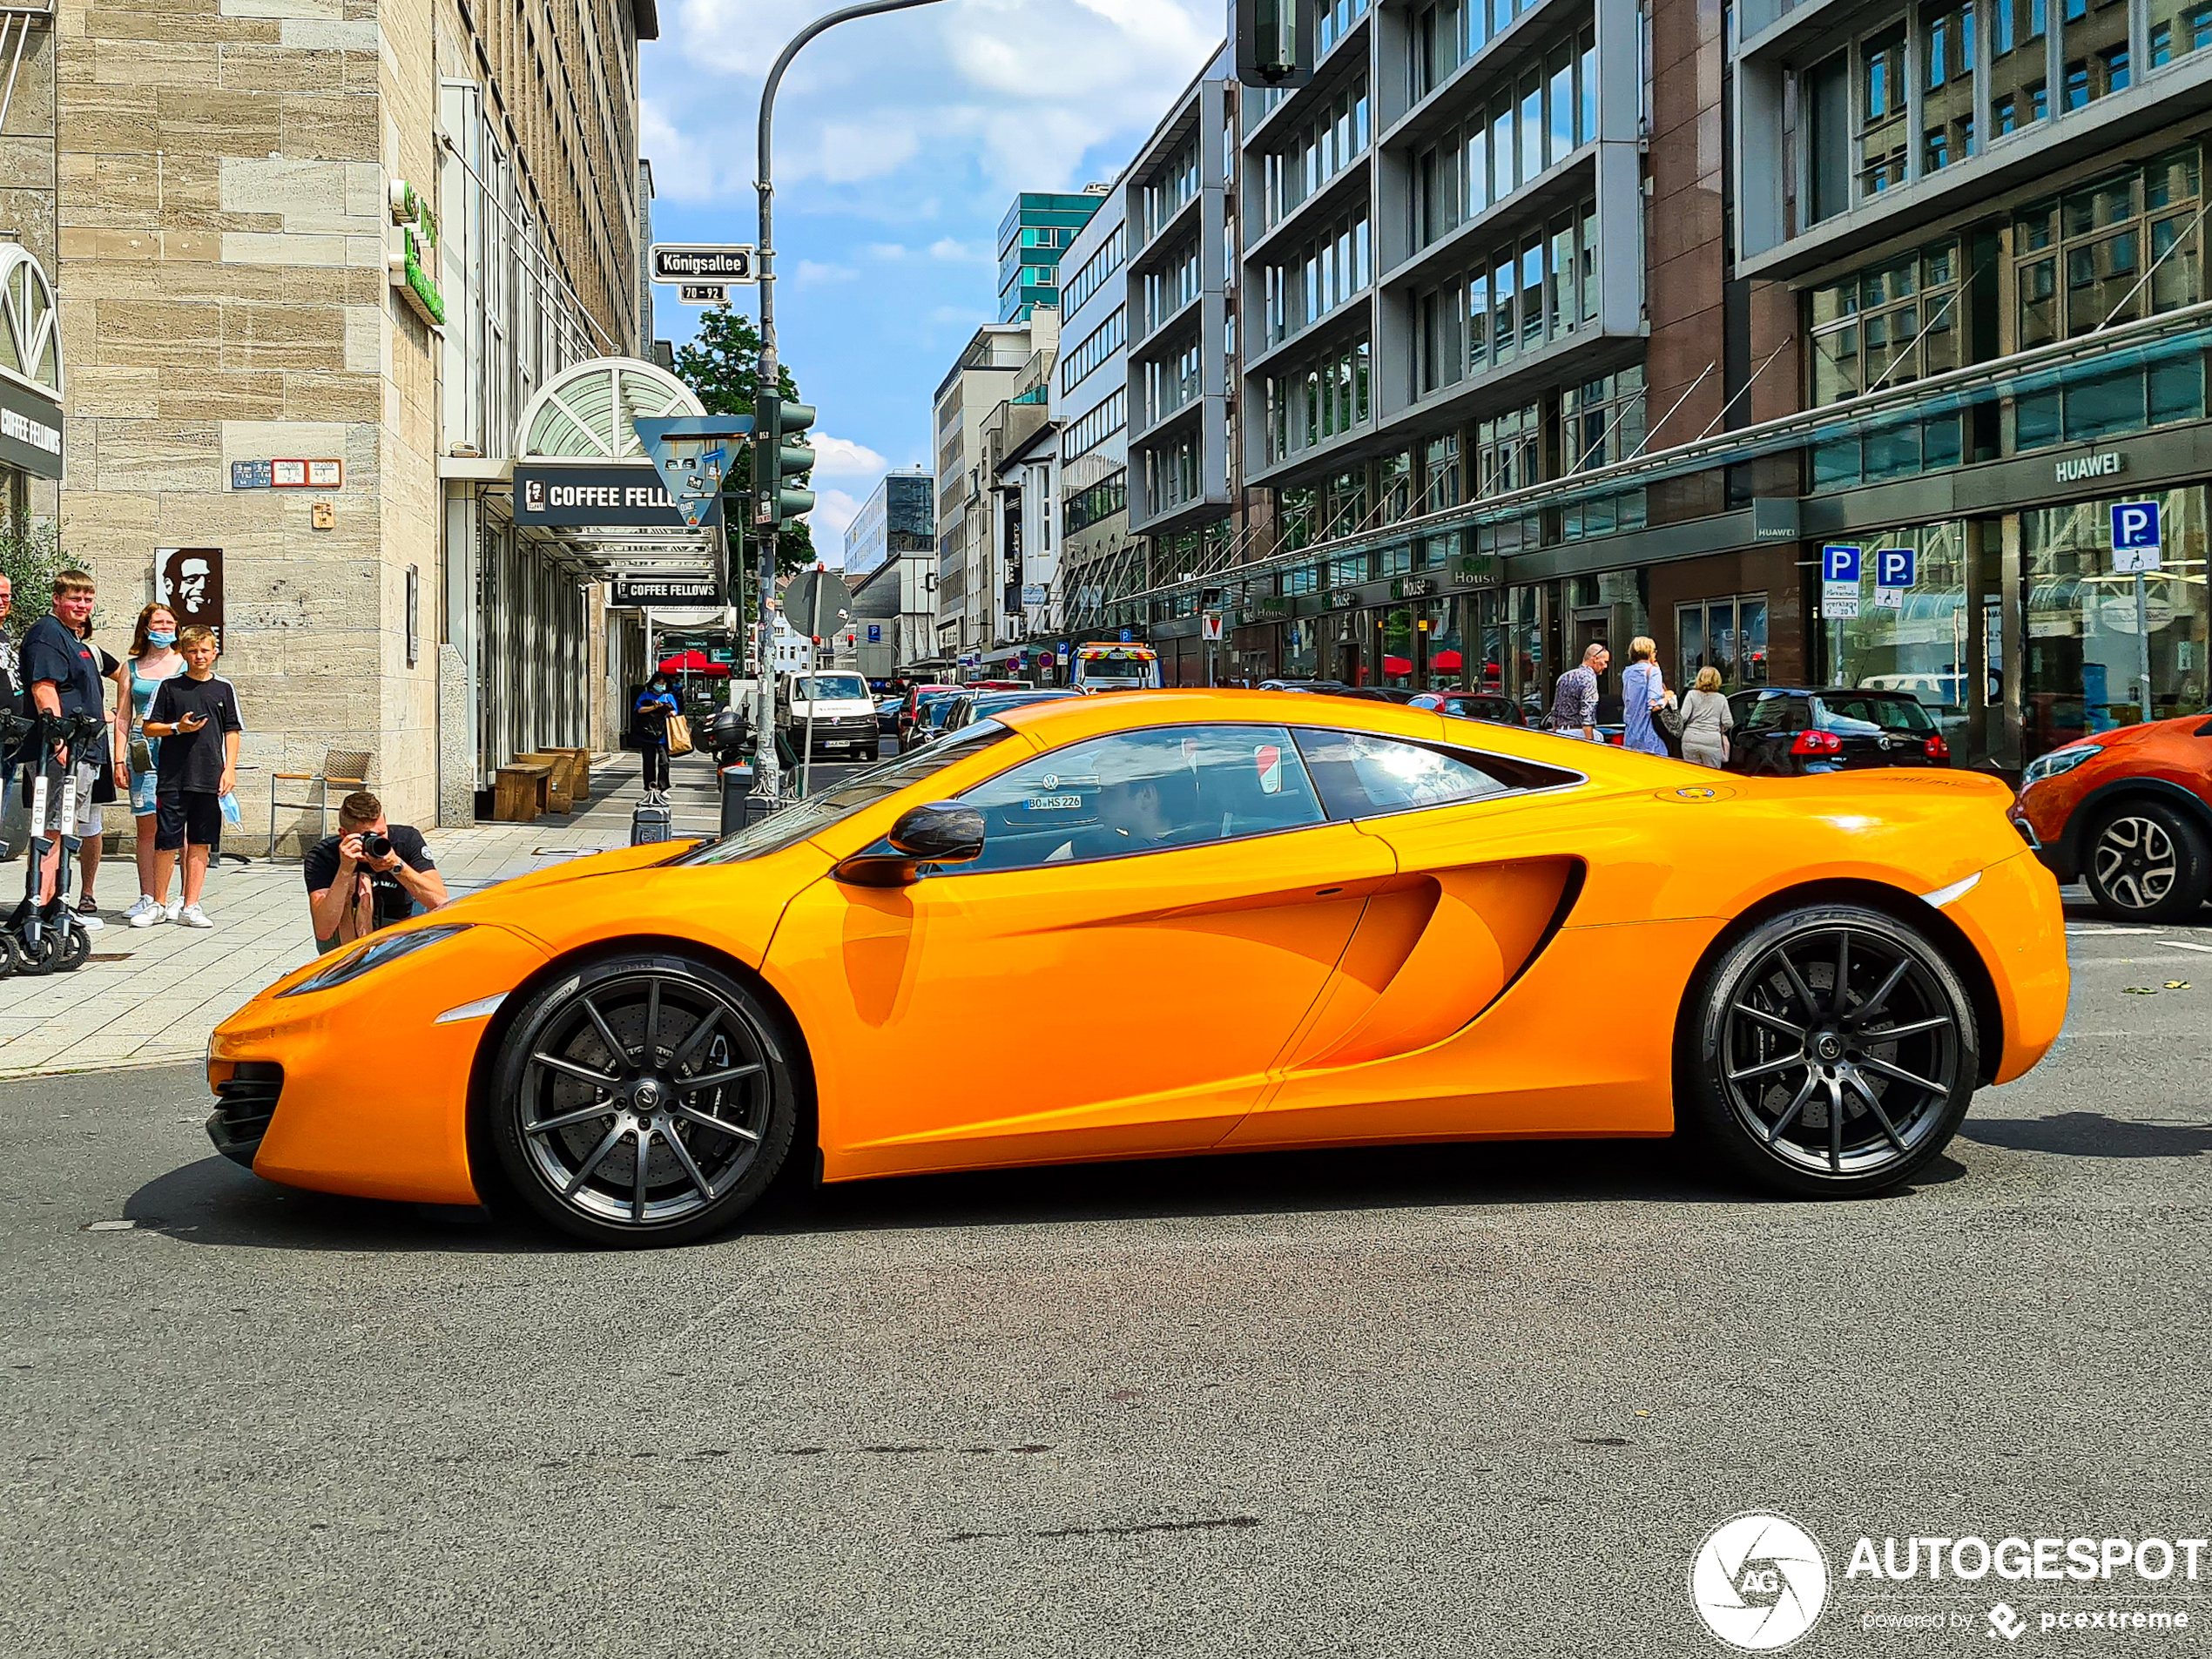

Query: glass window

[1292,729,1562,818]
[2150,0,2212,62]
[1859,25,1910,195]
[948,725,1327,872]
[1989,0,2048,136]
[2063,0,2131,105]
[1923,1,1977,171]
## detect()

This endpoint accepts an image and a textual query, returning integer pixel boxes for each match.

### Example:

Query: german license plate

[1028,794,1082,811]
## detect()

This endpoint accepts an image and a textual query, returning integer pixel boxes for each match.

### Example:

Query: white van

[778,670,881,760]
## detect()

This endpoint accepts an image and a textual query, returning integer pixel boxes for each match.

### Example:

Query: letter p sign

[1821,544,1862,583]
[1876,549,1916,589]
[2112,501,2162,572]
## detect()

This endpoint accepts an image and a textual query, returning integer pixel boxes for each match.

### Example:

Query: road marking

[2067,927,2161,936]
[2158,940,2212,953]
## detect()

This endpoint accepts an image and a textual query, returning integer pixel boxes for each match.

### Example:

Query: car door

[1221,724,1605,1149]
[772,722,1399,1180]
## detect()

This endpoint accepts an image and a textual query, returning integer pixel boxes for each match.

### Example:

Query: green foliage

[0,516,60,624]
[669,307,816,577]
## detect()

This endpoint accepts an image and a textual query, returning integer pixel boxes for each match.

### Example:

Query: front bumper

[207,923,551,1204]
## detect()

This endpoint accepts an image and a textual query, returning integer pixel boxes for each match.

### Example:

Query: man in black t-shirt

[17,570,104,905]
[304,790,448,954]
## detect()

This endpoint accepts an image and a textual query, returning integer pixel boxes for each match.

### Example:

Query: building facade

[929,313,1056,667]
[1053,176,1135,653]
[842,467,934,579]
[997,188,1110,321]
[51,0,654,845]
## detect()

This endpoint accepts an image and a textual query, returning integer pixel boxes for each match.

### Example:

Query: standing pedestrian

[1680,666,1736,770]
[66,611,125,928]
[1620,637,1675,758]
[121,604,185,926]
[142,625,240,929]
[16,570,103,912]
[0,572,16,833]
[634,673,678,799]
[1546,642,1610,742]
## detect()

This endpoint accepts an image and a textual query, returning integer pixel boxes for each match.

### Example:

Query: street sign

[610,574,721,606]
[515,462,718,529]
[1041,651,1056,669]
[2112,500,2163,572]
[633,415,755,530]
[1020,583,1047,606]
[1119,628,1133,642]
[1820,544,1862,620]
[1871,548,1914,610]
[651,244,757,284]
[866,624,882,644]
[678,284,728,305]
[1202,614,1224,641]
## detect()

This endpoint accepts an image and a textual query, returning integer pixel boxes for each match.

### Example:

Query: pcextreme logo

[1691,1513,1832,1651]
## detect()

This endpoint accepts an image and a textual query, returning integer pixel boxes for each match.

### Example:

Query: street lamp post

[752,0,948,803]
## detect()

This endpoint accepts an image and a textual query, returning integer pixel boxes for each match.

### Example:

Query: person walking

[0,572,16,834]
[142,625,240,929]
[1680,666,1736,769]
[120,604,185,927]
[634,673,678,799]
[1546,642,1609,741]
[1620,637,1675,758]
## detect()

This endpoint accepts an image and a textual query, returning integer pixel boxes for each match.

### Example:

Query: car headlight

[2020,743,2101,789]
[276,923,473,998]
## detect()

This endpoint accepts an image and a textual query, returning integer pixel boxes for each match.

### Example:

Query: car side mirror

[833,801,986,888]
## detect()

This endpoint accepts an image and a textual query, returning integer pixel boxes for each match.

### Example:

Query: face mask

[148,631,177,647]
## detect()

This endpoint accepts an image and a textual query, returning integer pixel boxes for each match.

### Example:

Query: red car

[2009,712,2212,921]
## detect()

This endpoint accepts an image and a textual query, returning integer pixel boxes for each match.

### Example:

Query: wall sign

[0,371,62,480]
[388,179,445,328]
[230,460,272,490]
[155,546,225,650]
[2055,450,2123,485]
[610,574,722,606]
[515,462,720,529]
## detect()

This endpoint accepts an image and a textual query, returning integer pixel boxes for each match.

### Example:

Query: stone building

[48,0,656,845]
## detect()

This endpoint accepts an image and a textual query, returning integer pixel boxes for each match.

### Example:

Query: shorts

[155,788,222,851]
[131,765,158,816]
[89,753,118,806]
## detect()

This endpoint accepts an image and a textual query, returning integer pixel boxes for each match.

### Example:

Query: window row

[1062,388,1126,462]
[1409,203,1599,397]
[1142,340,1204,428]
[1317,0,1372,58]
[1062,306,1125,395]
[1143,432,1206,515]
[2017,147,2202,347]
[1064,468,1128,535]
[1143,133,1203,241]
[1409,30,1596,251]
[1406,0,1559,102]
[1062,226,1127,317]
[1143,239,1203,332]
[1258,75,1372,232]
[1808,239,1963,406]
[1259,211,1372,348]
[1263,336,1375,464]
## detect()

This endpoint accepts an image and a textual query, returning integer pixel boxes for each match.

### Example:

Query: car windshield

[1082,658,1150,679]
[795,674,868,701]
[674,722,1015,866]
[1819,695,1935,732]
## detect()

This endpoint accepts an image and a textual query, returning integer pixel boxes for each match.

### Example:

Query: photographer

[304,791,448,954]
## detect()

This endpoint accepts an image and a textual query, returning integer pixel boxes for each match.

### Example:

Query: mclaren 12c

[207,691,2068,1245]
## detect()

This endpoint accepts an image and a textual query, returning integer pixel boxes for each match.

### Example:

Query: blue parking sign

[1119,627,1133,642]
[1875,548,1916,589]
[1820,544,1863,583]
[2112,501,2162,573]
[866,624,881,644]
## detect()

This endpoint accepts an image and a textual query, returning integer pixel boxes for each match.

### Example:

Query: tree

[0,516,60,624]
[669,307,816,578]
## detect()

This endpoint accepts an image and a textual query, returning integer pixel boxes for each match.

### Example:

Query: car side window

[1743,692,1800,732]
[1291,729,1574,819]
[944,724,1327,873]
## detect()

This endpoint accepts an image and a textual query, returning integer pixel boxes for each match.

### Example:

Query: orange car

[2008,711,2212,923]
[207,691,2068,1245]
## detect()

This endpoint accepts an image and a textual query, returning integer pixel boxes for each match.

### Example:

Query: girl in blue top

[635,675,679,799]
[122,604,186,926]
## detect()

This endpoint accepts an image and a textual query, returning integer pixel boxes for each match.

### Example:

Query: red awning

[658,651,729,677]
[1431,649,1463,672]
[1383,655,1413,675]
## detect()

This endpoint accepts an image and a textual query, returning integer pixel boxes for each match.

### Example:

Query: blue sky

[640,0,1222,560]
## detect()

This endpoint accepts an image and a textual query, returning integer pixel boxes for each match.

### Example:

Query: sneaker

[129,900,165,929]
[163,898,185,924]
[124,895,159,925]
[77,911,105,932]
[177,904,213,929]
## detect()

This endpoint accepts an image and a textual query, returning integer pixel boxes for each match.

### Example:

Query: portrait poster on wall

[155,547,225,650]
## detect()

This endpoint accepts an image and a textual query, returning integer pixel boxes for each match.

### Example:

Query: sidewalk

[0,750,730,1078]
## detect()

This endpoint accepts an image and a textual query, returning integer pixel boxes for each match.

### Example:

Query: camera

[358,831,394,860]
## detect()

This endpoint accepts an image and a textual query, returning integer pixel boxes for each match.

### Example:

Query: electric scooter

[2,707,105,975]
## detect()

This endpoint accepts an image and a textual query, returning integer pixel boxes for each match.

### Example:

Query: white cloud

[927,236,991,264]
[809,432,889,478]
[812,487,866,559]
[794,259,858,283]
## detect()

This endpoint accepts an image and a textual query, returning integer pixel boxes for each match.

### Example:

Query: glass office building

[998,190,1110,321]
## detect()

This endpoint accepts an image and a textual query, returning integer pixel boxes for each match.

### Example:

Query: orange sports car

[206,691,2068,1246]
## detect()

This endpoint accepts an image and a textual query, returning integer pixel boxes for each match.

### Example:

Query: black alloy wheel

[1684,904,1978,1197]
[486,953,799,1246]
[2081,800,2210,924]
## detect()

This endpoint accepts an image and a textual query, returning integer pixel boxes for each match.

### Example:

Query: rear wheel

[487,953,799,1247]
[1683,904,1977,1197]
[2081,800,2210,923]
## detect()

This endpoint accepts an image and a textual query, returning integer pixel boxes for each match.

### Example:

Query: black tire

[12,927,59,976]
[58,922,91,971]
[1682,903,1978,1198]
[486,952,800,1247]
[2080,799,2211,923]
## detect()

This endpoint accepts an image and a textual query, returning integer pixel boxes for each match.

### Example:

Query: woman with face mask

[122,604,187,927]
[634,674,679,800]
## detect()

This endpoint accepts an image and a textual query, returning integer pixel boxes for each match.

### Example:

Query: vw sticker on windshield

[1255,744,1283,795]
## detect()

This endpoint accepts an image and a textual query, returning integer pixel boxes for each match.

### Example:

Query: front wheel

[1682,904,1978,1198]
[486,953,800,1246]
[2081,801,2210,923]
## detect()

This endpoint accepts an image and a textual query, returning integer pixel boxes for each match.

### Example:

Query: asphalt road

[2,897,2208,1658]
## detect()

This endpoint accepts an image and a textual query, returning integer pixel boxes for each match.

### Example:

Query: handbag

[129,736,152,775]
[1655,696,1683,740]
[664,713,694,757]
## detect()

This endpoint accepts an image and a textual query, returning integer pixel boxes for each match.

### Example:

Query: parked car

[1410,691,1526,726]
[909,692,969,746]
[940,689,1082,737]
[896,684,958,745]
[2009,711,2212,922]
[875,696,902,735]
[1258,678,1359,696]
[1724,688,1952,776]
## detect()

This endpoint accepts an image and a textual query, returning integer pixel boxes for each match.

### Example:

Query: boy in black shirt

[142,626,241,929]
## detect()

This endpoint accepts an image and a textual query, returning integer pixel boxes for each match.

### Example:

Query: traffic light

[1236,0,1312,88]
[753,394,818,529]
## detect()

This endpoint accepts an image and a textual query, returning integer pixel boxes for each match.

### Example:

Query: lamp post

[752,0,948,804]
